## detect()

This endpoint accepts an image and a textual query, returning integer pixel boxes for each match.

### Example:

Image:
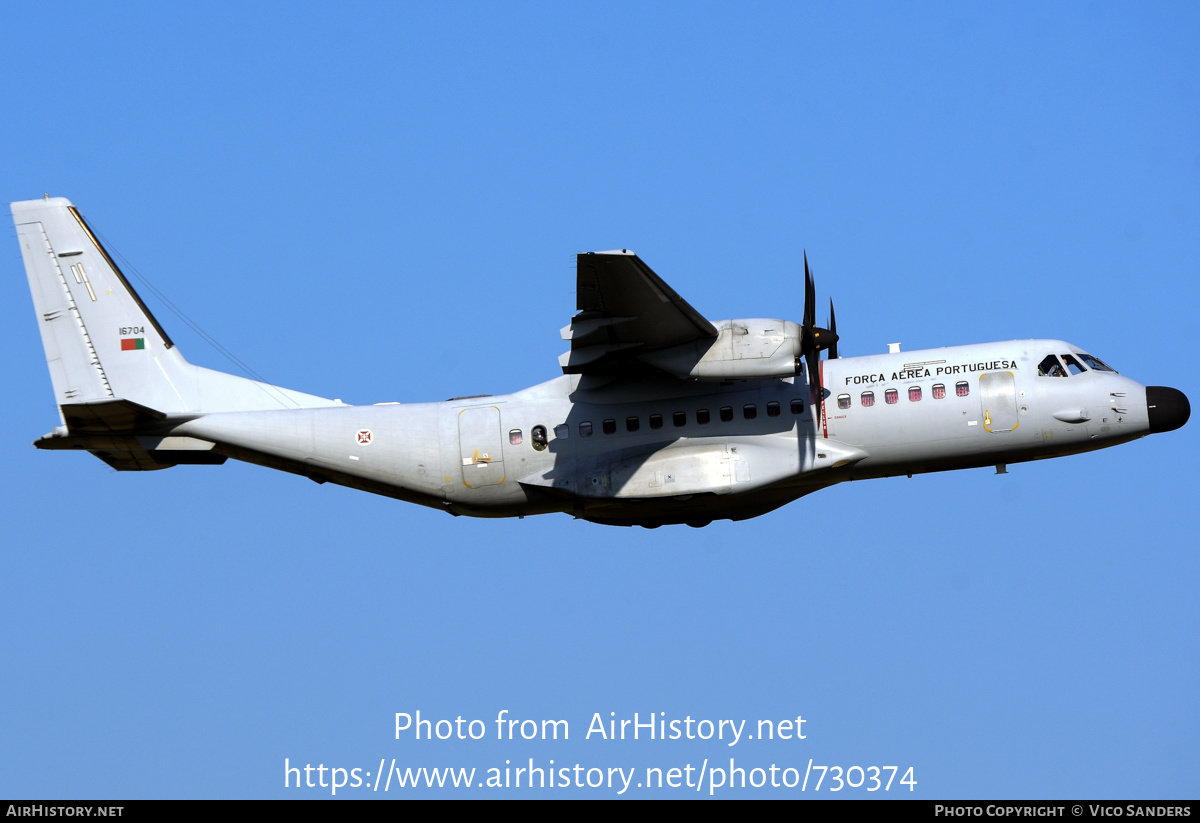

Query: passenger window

[1039,355,1067,377]
[932,383,946,399]
[554,424,569,439]
[602,419,616,434]
[885,389,898,404]
[696,408,711,424]
[1061,354,1085,376]
[509,429,523,445]
[956,381,969,397]
[720,406,733,422]
[861,391,875,407]
[649,413,663,430]
[909,386,922,402]
[743,404,757,420]
[579,421,593,437]
[531,425,548,451]
[766,401,780,417]
[626,416,640,432]
[837,394,851,409]
[790,399,804,414]
[673,411,686,427]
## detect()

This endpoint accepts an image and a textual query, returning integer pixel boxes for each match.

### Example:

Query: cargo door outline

[458,406,505,486]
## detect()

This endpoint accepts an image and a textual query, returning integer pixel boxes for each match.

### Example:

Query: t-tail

[13,196,340,470]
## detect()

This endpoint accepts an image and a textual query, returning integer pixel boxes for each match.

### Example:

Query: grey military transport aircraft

[13,197,1190,527]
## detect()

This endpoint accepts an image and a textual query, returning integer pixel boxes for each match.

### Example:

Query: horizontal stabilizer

[57,398,172,433]
[35,418,225,471]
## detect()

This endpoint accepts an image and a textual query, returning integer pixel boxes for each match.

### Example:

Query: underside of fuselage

[511,482,821,528]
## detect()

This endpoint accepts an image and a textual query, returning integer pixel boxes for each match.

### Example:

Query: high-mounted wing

[559,251,718,374]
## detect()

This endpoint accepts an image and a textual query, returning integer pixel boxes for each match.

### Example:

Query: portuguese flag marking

[120,338,145,351]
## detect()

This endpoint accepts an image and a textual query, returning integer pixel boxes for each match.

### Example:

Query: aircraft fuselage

[15,198,1188,528]
[169,338,1173,527]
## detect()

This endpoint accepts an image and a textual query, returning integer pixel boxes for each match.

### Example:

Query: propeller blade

[806,347,820,407]
[828,299,838,360]
[799,252,837,421]
[803,251,816,331]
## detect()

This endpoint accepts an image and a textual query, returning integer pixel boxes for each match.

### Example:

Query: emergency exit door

[457,406,505,486]
[979,372,1019,432]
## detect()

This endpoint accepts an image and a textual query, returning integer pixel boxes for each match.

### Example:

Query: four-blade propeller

[799,251,839,419]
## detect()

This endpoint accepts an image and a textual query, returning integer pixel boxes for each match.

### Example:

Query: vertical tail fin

[13,196,339,418]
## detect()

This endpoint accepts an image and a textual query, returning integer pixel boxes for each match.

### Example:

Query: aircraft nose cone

[1146,386,1190,433]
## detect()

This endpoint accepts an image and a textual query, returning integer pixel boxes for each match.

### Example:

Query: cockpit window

[1038,355,1067,377]
[1060,354,1086,376]
[1076,353,1117,373]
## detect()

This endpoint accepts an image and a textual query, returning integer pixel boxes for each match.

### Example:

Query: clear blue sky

[1,2,1196,798]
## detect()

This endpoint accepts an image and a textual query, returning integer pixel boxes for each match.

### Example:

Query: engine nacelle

[638,318,803,380]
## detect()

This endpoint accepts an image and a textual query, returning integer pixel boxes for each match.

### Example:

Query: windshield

[1060,354,1086,375]
[1076,353,1117,373]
